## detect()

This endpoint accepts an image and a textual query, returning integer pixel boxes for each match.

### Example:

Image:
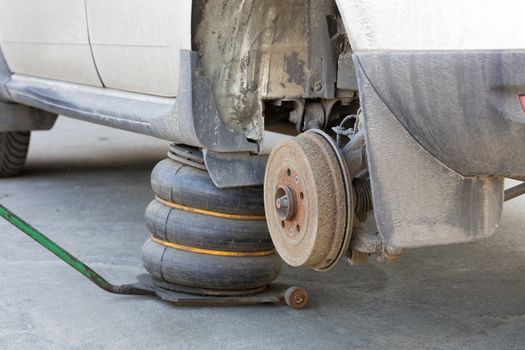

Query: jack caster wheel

[283,286,308,309]
[142,157,282,295]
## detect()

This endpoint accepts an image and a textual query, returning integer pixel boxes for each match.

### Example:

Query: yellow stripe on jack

[150,236,275,257]
[155,196,266,221]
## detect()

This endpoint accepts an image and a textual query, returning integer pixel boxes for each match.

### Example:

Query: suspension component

[353,174,373,218]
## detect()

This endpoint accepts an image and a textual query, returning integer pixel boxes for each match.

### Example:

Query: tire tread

[0,132,30,177]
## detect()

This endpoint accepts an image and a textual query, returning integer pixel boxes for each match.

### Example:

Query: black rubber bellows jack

[141,158,282,295]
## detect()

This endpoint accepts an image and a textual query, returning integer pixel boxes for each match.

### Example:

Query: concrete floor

[1,118,525,350]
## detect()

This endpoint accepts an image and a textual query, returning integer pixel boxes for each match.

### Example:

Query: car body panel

[4,52,258,154]
[86,0,192,97]
[0,0,102,86]
[355,50,525,177]
[335,0,525,51]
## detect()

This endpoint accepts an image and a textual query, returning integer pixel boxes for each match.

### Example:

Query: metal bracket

[505,181,525,202]
[203,150,268,188]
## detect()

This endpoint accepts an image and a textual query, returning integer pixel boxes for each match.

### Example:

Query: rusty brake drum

[264,130,353,271]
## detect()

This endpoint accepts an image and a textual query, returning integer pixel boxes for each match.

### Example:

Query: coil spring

[353,175,373,217]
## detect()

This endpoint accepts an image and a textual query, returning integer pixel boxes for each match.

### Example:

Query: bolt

[385,244,403,257]
[295,176,300,183]
[275,185,296,220]
[289,111,298,123]
[294,295,304,303]
[376,244,403,264]
[276,195,289,209]
[312,81,323,93]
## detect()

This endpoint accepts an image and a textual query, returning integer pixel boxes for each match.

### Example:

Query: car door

[0,0,102,86]
[85,0,192,97]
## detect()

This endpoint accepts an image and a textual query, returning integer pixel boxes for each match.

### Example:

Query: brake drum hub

[264,131,353,271]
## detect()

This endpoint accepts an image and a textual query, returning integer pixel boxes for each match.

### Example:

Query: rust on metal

[264,131,349,270]
[283,286,308,309]
[504,182,525,202]
[274,167,308,246]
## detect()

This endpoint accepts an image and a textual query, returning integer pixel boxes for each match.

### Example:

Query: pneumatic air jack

[0,204,308,309]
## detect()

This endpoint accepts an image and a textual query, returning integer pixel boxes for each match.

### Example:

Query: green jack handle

[0,204,154,296]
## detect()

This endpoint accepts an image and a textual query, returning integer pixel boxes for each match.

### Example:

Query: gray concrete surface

[1,117,525,350]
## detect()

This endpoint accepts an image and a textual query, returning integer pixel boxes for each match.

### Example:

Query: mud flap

[356,65,504,248]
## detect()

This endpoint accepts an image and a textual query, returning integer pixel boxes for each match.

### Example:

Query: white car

[1,0,524,297]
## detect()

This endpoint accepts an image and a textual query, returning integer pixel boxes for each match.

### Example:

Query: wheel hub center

[272,166,308,243]
[275,186,296,220]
